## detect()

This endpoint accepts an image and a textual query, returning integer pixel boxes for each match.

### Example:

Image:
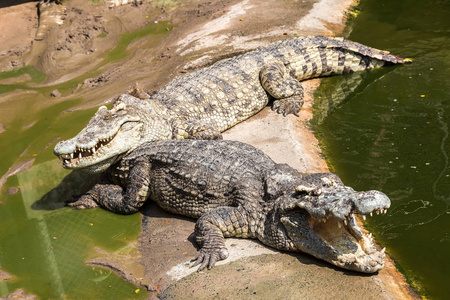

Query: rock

[3,289,36,300]
[0,269,12,281]
[51,89,61,97]
[7,187,20,195]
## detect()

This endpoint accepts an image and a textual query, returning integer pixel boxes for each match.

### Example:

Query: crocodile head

[53,94,172,173]
[276,173,390,273]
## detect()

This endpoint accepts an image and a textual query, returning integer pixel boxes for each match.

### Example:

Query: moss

[345,0,362,22]
[154,0,179,8]
[0,66,46,84]
[342,0,363,37]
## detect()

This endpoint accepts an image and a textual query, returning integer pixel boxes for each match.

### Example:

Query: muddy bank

[0,0,416,299]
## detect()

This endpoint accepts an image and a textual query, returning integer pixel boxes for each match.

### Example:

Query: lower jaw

[64,156,118,173]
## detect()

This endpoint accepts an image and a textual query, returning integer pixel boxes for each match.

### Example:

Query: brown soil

[0,0,418,299]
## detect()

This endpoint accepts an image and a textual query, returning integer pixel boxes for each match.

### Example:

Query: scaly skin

[67,140,391,273]
[54,36,411,172]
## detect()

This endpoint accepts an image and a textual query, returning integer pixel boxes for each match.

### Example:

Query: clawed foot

[173,121,223,140]
[65,194,99,210]
[190,246,229,271]
[192,129,223,140]
[272,99,303,117]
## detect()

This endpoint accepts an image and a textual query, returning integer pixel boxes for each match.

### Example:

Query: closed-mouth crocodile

[66,139,391,273]
[54,36,411,173]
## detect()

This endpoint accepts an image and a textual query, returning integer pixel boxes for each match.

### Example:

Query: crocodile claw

[66,195,99,210]
[190,247,229,271]
[272,99,302,117]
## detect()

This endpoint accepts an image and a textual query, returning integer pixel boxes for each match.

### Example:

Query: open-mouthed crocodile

[54,36,411,173]
[66,139,391,273]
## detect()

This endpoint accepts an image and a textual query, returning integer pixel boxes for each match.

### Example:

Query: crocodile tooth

[343,219,347,226]
[381,247,386,253]
[362,215,366,221]
[79,153,82,159]
[338,223,341,228]
[384,209,388,214]
[369,233,372,239]
[92,148,96,154]
[376,210,380,215]
[70,153,74,159]
[370,212,373,217]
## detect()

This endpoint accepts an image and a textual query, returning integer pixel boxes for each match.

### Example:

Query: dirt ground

[0,0,418,299]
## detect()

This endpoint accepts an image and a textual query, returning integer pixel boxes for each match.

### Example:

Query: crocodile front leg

[67,159,151,214]
[172,119,222,140]
[191,206,253,271]
[260,62,304,117]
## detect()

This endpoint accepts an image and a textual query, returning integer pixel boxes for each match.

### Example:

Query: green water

[0,21,172,299]
[314,0,450,298]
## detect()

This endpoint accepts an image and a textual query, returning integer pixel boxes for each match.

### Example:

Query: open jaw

[281,206,389,273]
[54,121,143,173]
[58,133,116,168]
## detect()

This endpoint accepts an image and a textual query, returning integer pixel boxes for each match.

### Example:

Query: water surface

[314,0,450,298]
[0,21,172,299]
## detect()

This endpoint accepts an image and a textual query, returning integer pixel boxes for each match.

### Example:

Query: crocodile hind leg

[191,206,252,271]
[260,62,304,117]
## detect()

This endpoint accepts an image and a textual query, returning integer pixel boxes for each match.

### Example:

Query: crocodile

[54,36,411,173]
[66,139,391,273]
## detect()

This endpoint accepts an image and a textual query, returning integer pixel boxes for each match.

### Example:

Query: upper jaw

[54,121,143,172]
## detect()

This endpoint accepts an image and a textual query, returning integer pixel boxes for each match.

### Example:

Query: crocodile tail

[319,36,412,77]
[326,36,412,64]
[283,36,411,80]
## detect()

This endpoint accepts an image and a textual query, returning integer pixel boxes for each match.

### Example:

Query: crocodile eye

[114,102,127,111]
